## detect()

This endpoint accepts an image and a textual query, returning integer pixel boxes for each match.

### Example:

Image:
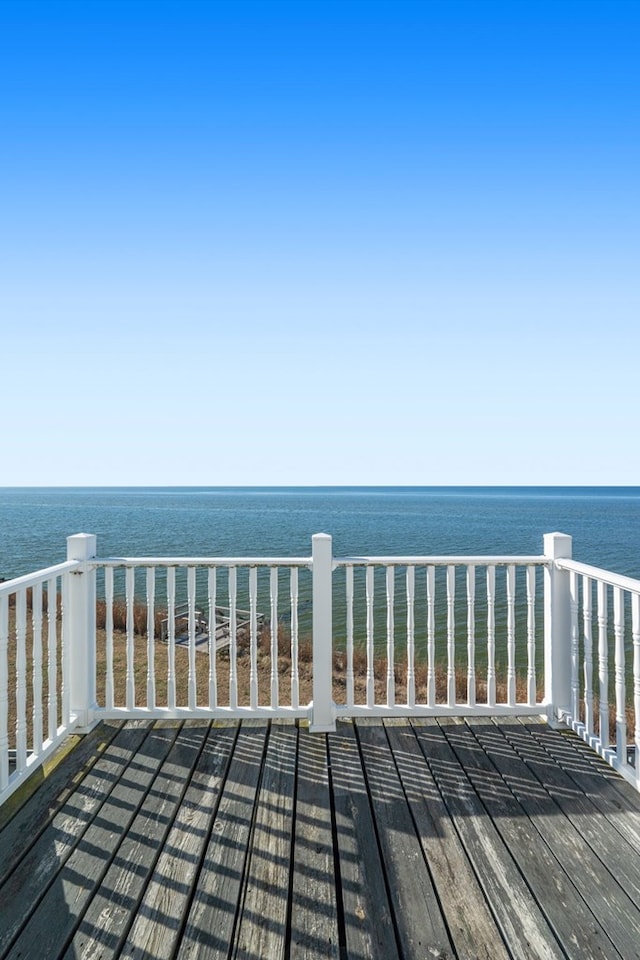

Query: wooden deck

[2,718,640,960]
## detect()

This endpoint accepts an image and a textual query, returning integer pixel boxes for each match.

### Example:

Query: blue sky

[2,0,638,485]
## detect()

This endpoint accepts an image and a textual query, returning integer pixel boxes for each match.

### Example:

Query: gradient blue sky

[2,0,638,485]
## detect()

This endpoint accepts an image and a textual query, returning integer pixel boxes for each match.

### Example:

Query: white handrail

[556,557,640,594]
[0,560,80,595]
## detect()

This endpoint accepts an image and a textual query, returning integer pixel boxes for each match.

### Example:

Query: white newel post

[544,532,573,725]
[310,533,336,732]
[67,533,98,731]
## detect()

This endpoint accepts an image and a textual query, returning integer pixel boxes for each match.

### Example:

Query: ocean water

[1,486,640,581]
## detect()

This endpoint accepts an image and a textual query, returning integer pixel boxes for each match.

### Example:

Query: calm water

[1,486,640,581]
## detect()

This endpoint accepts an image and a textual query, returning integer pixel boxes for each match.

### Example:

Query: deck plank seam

[282,721,300,960]
[411,719,568,960]
[372,719,460,959]
[456,718,625,960]
[164,721,242,960]
[228,719,274,960]
[0,720,124,883]
[496,720,640,942]
[108,721,214,960]
[0,722,154,960]
[521,718,640,850]
[381,718,513,960]
[57,721,187,960]
[66,721,205,960]
[324,728,349,960]
[352,719,427,960]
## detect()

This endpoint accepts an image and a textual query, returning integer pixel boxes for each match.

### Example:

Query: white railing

[0,557,81,802]
[331,554,548,717]
[2,529,640,805]
[555,555,640,789]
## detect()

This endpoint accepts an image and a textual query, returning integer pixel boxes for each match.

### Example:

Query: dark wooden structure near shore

[2,717,640,960]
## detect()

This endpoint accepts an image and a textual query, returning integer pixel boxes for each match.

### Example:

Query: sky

[1,0,639,486]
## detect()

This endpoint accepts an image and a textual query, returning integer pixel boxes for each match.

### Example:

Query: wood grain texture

[2,717,640,960]
[384,718,510,960]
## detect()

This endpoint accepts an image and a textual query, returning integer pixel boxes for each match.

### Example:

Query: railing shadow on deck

[5,718,640,959]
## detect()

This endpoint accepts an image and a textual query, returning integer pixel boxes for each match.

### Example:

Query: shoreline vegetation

[4,596,630,738]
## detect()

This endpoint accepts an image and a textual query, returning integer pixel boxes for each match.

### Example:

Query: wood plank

[231,722,297,960]
[356,718,454,959]
[468,717,640,960]
[441,718,621,960]
[0,722,151,957]
[4,722,184,960]
[526,720,640,852]
[384,718,510,960]
[0,720,120,850]
[327,719,400,960]
[118,722,237,960]
[62,721,213,960]
[289,724,339,960]
[506,720,640,898]
[411,718,565,960]
[176,720,268,960]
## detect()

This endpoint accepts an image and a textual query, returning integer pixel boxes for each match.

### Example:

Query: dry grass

[3,601,635,752]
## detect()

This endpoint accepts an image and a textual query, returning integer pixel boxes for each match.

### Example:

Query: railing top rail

[0,559,80,595]
[334,554,549,567]
[92,556,312,569]
[556,557,640,594]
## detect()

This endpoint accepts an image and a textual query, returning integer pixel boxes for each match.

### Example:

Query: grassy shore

[5,601,628,748]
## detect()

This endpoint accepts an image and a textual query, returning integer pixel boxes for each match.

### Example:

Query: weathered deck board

[355,718,454,959]
[441,717,621,960]
[328,719,400,959]
[411,718,565,960]
[177,720,268,960]
[7,723,182,960]
[65,722,208,960]
[289,725,339,960]
[383,719,510,960]
[2,717,640,960]
[231,722,297,960]
[120,722,236,960]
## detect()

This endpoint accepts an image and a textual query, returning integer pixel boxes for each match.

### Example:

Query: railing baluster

[208,568,217,709]
[46,576,57,738]
[447,565,456,707]
[346,565,354,708]
[506,564,516,707]
[386,566,395,707]
[105,567,114,710]
[569,570,580,720]
[167,567,176,710]
[16,590,27,770]
[0,595,8,791]
[426,566,435,706]
[366,565,375,707]
[406,565,415,708]
[290,567,299,709]
[632,593,640,788]
[583,575,594,735]
[467,565,476,708]
[249,567,258,709]
[487,565,496,707]
[32,582,43,756]
[146,567,156,710]
[526,565,536,706]
[613,586,626,763]
[125,567,135,710]
[597,580,609,746]
[269,568,279,708]
[228,567,238,710]
[187,566,197,710]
